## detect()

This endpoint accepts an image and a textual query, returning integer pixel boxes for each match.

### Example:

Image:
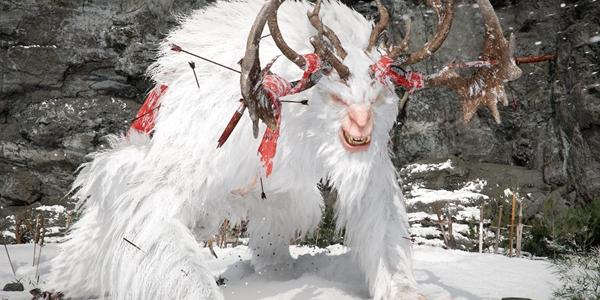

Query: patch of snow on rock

[407,179,488,205]
[34,205,66,214]
[404,159,453,174]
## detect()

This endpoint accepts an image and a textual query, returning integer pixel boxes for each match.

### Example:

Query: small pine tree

[302,180,344,248]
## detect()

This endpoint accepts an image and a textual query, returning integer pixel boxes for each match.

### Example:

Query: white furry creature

[47,0,519,299]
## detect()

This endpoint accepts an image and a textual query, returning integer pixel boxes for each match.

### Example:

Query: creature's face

[316,50,399,153]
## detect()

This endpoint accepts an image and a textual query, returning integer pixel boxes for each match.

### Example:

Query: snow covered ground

[1,243,559,300]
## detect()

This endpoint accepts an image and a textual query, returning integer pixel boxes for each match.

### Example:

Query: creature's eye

[330,94,348,106]
[370,89,387,105]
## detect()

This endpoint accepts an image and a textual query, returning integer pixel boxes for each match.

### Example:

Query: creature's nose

[348,104,372,128]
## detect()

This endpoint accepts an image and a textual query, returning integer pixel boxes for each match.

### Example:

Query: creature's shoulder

[147,0,369,84]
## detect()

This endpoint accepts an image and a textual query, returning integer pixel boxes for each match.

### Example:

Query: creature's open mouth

[340,129,371,152]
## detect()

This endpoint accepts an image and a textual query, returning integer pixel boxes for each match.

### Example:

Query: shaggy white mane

[47,1,417,299]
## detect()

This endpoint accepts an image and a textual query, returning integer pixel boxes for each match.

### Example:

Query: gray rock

[2,282,24,292]
[393,0,600,208]
[0,0,599,239]
[0,0,207,226]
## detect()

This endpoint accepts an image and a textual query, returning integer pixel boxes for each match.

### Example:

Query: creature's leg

[246,187,322,271]
[49,184,225,300]
[116,213,223,300]
[335,161,422,300]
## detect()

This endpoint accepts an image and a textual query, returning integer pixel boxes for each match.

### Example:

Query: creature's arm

[336,158,421,300]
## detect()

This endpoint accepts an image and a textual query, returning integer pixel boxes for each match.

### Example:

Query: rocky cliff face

[0,0,207,232]
[389,0,600,208]
[0,0,598,236]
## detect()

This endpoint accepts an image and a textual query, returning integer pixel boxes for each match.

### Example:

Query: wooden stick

[35,215,45,284]
[15,215,22,244]
[445,54,557,70]
[3,240,17,280]
[515,53,557,64]
[33,214,39,266]
[445,204,455,249]
[516,201,523,257]
[495,205,503,254]
[433,203,449,247]
[479,204,484,253]
[65,211,72,230]
[509,194,517,257]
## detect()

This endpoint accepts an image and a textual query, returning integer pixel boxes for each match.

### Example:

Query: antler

[366,0,390,52]
[241,0,354,138]
[366,0,413,55]
[240,0,287,137]
[365,0,453,65]
[308,0,350,80]
[394,0,454,63]
[426,0,522,123]
[267,3,307,69]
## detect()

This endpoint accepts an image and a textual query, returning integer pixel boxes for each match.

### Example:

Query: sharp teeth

[344,132,371,145]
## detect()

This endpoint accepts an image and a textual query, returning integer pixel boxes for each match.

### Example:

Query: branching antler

[426,0,522,123]
[366,0,390,52]
[308,0,350,80]
[307,0,348,60]
[391,0,454,63]
[241,0,354,137]
[240,0,283,137]
[366,0,453,64]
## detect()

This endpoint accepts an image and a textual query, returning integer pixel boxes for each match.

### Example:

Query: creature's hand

[230,175,259,198]
[382,287,427,300]
[374,272,427,300]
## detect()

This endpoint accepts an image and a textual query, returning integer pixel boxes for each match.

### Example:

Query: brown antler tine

[476,0,521,80]
[308,0,348,59]
[388,16,412,57]
[307,0,325,38]
[399,17,412,51]
[505,33,522,80]
[426,0,442,19]
[309,36,350,80]
[267,5,307,69]
[307,0,350,80]
[366,0,390,52]
[477,0,506,55]
[399,0,455,64]
[426,66,464,89]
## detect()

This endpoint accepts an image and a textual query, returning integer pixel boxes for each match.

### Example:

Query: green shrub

[552,248,600,300]
[524,197,600,257]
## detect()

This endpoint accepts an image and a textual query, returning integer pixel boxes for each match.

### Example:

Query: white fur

[47,0,418,299]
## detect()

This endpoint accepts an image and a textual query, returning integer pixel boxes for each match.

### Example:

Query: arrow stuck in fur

[188,61,200,88]
[123,237,145,253]
[171,44,241,74]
